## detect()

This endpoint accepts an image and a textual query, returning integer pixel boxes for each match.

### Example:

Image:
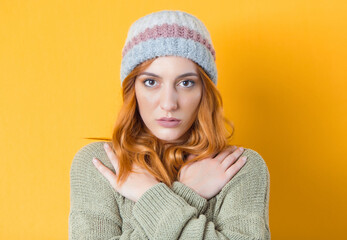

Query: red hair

[87,58,235,187]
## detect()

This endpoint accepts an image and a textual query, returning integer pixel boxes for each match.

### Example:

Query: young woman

[69,10,270,240]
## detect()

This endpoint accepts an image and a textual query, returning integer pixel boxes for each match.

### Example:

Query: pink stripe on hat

[122,23,216,60]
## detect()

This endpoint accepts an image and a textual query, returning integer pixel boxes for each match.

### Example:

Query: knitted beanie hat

[120,10,217,85]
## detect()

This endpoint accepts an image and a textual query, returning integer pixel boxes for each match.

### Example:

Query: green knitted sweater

[68,141,270,239]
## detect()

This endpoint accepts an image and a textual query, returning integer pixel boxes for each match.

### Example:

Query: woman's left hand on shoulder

[179,145,248,199]
[92,142,160,202]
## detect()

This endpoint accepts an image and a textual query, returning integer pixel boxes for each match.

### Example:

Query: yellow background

[1,0,346,239]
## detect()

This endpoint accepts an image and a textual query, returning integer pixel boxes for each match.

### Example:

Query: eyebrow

[137,72,199,80]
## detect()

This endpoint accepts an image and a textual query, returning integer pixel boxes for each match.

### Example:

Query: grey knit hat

[120,10,217,85]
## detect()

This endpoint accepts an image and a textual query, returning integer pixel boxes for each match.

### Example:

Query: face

[134,56,203,142]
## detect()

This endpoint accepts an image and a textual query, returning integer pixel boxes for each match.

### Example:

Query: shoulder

[242,147,269,174]
[219,147,270,194]
[69,141,116,191]
[240,147,270,181]
[72,141,110,161]
[70,141,114,173]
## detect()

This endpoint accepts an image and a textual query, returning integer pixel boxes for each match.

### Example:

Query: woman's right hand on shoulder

[178,146,247,200]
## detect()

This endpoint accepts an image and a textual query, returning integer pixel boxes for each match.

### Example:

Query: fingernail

[92,157,98,163]
[104,143,109,148]
[242,156,248,161]
[240,147,244,151]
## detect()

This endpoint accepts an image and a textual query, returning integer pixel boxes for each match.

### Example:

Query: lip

[156,118,181,128]
[157,117,181,121]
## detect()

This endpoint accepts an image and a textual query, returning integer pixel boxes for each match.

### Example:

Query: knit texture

[120,10,218,85]
[68,141,271,239]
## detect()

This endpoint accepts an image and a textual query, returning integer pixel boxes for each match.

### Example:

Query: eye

[179,80,195,88]
[143,79,158,87]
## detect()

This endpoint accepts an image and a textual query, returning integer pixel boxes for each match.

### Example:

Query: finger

[92,157,118,189]
[213,146,236,163]
[225,156,247,179]
[103,142,119,173]
[220,147,245,170]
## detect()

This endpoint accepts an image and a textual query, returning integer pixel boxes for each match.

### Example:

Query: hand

[92,142,160,202]
[179,146,247,200]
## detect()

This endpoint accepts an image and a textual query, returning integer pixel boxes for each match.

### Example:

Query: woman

[69,10,270,239]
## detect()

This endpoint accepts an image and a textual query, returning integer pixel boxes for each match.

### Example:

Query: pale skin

[92,56,247,202]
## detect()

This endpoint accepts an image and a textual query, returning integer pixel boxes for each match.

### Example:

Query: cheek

[136,90,158,116]
[181,92,202,111]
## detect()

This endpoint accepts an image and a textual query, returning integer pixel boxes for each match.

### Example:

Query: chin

[154,131,183,142]
[157,135,180,142]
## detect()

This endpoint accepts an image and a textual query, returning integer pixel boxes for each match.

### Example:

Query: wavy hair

[87,57,235,187]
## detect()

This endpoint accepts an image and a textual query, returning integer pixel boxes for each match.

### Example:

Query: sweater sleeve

[68,142,149,240]
[131,148,271,240]
[170,181,208,215]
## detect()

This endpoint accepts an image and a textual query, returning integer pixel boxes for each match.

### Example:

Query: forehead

[141,56,198,75]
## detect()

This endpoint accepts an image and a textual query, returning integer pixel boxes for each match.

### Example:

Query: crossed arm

[68,142,270,240]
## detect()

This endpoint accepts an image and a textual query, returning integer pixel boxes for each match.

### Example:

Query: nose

[160,85,178,112]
